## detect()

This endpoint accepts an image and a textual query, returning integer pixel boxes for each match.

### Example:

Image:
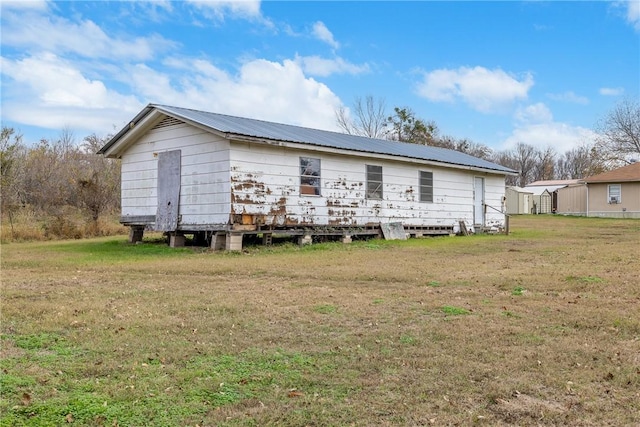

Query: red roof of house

[583,162,640,183]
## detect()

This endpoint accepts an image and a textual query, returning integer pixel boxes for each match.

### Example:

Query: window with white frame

[300,157,321,195]
[366,165,383,199]
[608,184,621,204]
[419,171,433,203]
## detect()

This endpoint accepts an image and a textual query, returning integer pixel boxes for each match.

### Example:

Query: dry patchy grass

[1,215,639,426]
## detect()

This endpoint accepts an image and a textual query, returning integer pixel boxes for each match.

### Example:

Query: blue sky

[1,0,638,154]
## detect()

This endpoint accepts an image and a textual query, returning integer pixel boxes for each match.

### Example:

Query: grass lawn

[1,215,639,426]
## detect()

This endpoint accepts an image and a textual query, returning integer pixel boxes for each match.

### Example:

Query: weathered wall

[121,121,230,226]
[228,141,506,229]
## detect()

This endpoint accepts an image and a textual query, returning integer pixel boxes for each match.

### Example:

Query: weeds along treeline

[1,127,124,241]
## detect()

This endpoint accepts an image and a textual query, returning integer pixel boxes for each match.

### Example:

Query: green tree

[385,107,438,145]
[435,135,493,160]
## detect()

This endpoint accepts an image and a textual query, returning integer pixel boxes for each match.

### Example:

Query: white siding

[120,123,230,226]
[483,175,508,227]
[229,141,506,228]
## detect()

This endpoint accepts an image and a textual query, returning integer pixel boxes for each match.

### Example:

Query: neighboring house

[98,104,516,249]
[523,180,580,213]
[505,186,533,214]
[582,162,640,218]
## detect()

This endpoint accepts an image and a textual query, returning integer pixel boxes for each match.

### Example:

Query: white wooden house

[98,104,516,249]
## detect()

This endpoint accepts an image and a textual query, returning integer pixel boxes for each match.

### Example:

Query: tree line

[336,96,640,187]
[1,128,120,240]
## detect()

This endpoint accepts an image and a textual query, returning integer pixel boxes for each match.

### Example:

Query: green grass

[313,304,338,314]
[441,305,471,316]
[2,215,639,426]
[0,337,331,427]
[1,236,195,270]
[566,275,604,284]
[512,286,525,296]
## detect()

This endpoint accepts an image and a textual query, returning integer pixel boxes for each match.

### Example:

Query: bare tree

[595,97,640,164]
[533,147,557,182]
[20,137,76,215]
[75,134,121,226]
[493,143,538,187]
[1,127,27,235]
[3,127,122,239]
[491,151,519,186]
[556,144,606,179]
[336,95,389,139]
[1,127,24,207]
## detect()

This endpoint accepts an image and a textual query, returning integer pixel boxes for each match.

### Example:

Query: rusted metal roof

[101,103,517,174]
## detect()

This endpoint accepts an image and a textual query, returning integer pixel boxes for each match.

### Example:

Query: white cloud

[295,55,370,77]
[623,0,640,30]
[503,102,597,153]
[0,11,175,61]
[0,1,345,136]
[186,0,270,26]
[502,122,598,154]
[0,53,142,133]
[2,51,344,135]
[514,103,554,124]
[312,21,339,49]
[0,0,48,11]
[599,87,624,96]
[416,66,534,113]
[127,57,343,131]
[547,91,589,105]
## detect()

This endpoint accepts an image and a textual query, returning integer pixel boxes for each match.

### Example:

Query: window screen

[419,171,433,203]
[300,157,321,196]
[366,165,383,199]
[608,184,621,203]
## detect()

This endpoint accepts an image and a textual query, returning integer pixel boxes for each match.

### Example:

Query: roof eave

[584,178,640,184]
[97,104,157,157]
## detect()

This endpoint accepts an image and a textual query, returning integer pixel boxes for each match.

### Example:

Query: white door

[474,177,485,226]
[523,194,530,214]
[155,150,181,232]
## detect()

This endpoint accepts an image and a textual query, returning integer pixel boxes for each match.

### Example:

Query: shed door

[523,194,530,214]
[474,177,485,226]
[540,193,551,214]
[155,150,181,232]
